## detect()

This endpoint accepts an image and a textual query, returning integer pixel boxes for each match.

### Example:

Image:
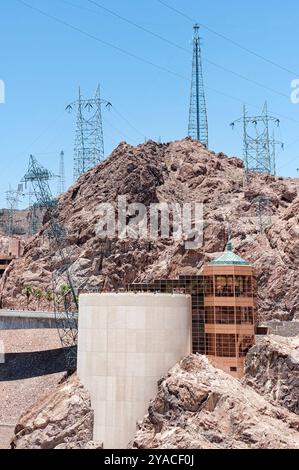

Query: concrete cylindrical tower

[77,292,192,449]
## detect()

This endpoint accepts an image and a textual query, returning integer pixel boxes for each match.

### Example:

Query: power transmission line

[156,0,299,77]
[16,110,66,158]
[64,0,289,100]
[16,0,299,128]
[276,149,299,171]
[14,0,299,173]
[16,0,188,81]
[104,116,133,143]
[86,0,188,52]
[110,107,146,139]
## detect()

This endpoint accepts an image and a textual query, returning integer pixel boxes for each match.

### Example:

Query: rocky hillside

[0,234,12,254]
[11,338,299,449]
[1,138,298,320]
[0,208,31,236]
[11,374,101,449]
[131,354,299,449]
[244,335,299,414]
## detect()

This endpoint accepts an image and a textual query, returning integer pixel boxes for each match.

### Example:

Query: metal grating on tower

[253,195,272,233]
[22,155,57,208]
[22,155,58,235]
[66,86,112,181]
[231,102,283,177]
[22,154,78,370]
[27,191,41,235]
[188,24,209,147]
[57,150,66,196]
[5,185,23,236]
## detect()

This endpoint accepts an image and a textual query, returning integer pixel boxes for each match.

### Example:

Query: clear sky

[1,0,299,208]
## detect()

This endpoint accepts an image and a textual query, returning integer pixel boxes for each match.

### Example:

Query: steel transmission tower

[57,150,66,196]
[253,195,272,233]
[5,185,23,236]
[231,102,283,176]
[188,24,209,146]
[22,155,58,235]
[22,155,57,208]
[28,191,40,235]
[67,86,112,181]
[22,155,78,370]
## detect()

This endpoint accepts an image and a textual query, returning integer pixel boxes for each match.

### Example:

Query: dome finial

[226,239,232,252]
[226,223,232,251]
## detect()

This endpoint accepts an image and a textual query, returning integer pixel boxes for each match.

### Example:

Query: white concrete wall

[77,293,192,449]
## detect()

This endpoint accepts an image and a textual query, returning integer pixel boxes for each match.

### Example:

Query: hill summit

[1,138,298,320]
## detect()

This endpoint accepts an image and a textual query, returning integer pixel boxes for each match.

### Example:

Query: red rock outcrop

[11,347,299,450]
[0,139,298,320]
[11,374,101,449]
[131,355,299,449]
[244,335,299,414]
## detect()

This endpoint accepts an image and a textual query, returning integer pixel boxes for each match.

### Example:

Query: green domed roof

[209,241,250,266]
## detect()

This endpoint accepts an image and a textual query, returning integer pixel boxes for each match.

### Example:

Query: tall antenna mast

[188,24,208,146]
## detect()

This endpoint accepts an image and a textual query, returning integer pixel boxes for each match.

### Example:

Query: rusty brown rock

[130,355,299,449]
[244,335,299,415]
[0,139,298,320]
[11,374,96,449]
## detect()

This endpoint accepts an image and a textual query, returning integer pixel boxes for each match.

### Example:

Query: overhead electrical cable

[156,0,299,76]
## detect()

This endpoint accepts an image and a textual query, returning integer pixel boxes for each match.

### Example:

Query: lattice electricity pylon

[188,24,209,147]
[22,155,78,370]
[28,191,41,235]
[51,262,78,370]
[66,85,112,181]
[5,185,23,236]
[48,229,79,370]
[46,222,79,371]
[22,155,57,208]
[57,150,66,196]
[253,195,272,233]
[230,102,283,177]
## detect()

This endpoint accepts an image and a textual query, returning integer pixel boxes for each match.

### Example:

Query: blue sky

[1,0,299,208]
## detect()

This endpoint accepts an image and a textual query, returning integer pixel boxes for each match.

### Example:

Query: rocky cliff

[244,335,299,414]
[131,354,299,449]
[1,139,298,320]
[11,374,100,449]
[11,337,299,449]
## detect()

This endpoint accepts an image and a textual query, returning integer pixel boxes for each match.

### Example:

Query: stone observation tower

[202,240,256,378]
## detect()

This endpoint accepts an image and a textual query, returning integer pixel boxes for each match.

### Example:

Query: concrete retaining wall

[0,310,76,330]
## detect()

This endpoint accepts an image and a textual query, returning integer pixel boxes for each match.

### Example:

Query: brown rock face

[244,335,299,415]
[0,139,298,320]
[131,355,299,449]
[10,342,299,450]
[11,374,100,449]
